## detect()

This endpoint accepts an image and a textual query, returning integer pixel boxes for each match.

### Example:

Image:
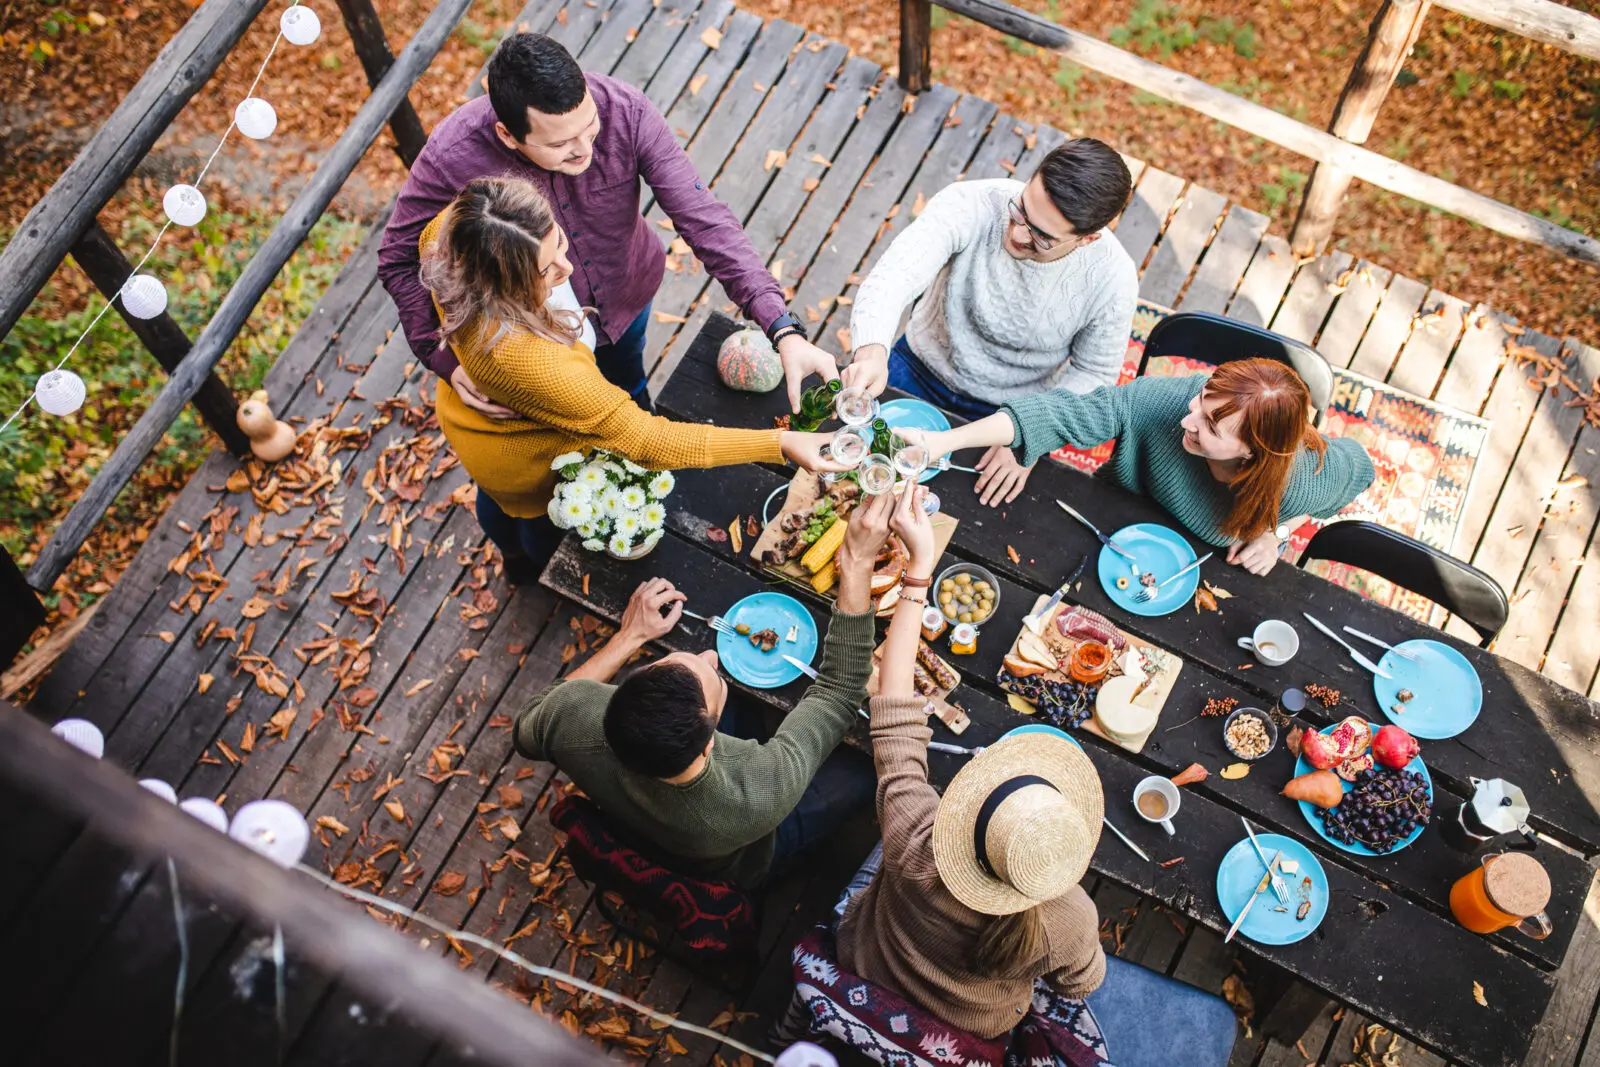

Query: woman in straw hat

[835,483,1106,1039]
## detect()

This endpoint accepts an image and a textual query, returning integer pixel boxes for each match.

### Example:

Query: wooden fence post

[334,0,430,168]
[68,223,250,455]
[899,0,933,92]
[1289,0,1432,259]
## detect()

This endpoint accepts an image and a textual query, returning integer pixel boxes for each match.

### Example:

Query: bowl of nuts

[1222,706,1277,762]
[936,564,1001,626]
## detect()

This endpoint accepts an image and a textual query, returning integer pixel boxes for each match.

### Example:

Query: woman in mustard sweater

[420,178,841,577]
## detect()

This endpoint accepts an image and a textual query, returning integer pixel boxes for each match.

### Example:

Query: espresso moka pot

[1440,777,1537,853]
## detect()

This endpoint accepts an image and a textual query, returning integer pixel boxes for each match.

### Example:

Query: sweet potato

[1170,763,1208,788]
[1282,770,1344,809]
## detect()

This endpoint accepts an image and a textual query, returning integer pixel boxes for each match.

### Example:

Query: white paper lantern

[120,273,168,320]
[230,798,309,867]
[163,183,207,227]
[775,1043,837,1067]
[35,369,87,417]
[139,779,179,803]
[180,797,231,833]
[280,5,321,45]
[235,98,278,140]
[51,718,104,759]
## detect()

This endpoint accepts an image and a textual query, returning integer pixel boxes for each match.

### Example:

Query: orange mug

[1449,851,1553,939]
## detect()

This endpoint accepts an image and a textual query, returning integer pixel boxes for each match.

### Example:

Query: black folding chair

[1138,311,1334,427]
[1298,520,1508,646]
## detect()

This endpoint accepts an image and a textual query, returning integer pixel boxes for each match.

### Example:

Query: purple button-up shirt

[377,74,789,380]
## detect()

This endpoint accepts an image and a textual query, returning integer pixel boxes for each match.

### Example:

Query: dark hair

[487,33,588,139]
[603,662,715,779]
[1033,138,1133,235]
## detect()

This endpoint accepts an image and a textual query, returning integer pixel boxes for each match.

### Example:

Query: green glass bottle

[870,417,892,456]
[792,378,843,432]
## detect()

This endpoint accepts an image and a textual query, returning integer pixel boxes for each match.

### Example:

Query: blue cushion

[1086,955,1236,1067]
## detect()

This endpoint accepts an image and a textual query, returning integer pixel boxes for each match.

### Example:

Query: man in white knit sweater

[844,139,1138,505]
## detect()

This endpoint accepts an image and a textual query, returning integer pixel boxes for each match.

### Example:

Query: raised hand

[777,333,842,414]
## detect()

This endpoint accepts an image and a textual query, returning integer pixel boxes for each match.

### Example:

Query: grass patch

[1450,70,1476,98]
[1492,79,1525,100]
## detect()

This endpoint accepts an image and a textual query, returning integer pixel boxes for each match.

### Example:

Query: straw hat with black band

[932,732,1104,915]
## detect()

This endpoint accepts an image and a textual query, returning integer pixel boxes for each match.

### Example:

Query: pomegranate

[1300,728,1341,770]
[1372,724,1421,770]
[1336,752,1375,782]
[1328,716,1372,762]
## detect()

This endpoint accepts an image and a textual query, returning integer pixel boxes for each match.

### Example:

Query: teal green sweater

[1002,374,1374,547]
[514,606,877,887]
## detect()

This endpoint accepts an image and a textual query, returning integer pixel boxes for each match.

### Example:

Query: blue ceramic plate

[716,592,819,688]
[1216,833,1328,945]
[1095,523,1199,617]
[1293,722,1433,855]
[1373,639,1482,739]
[879,398,951,484]
[999,723,1083,749]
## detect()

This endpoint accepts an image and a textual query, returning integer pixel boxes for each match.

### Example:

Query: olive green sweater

[514,606,876,887]
[1002,374,1375,547]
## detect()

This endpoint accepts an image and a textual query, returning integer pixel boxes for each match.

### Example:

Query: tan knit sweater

[836,694,1107,1039]
[422,213,785,517]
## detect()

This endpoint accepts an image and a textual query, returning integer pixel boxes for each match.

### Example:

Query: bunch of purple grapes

[1319,767,1431,853]
[1039,678,1094,728]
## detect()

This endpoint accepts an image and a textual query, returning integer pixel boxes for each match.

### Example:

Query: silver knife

[787,654,871,721]
[1026,553,1090,634]
[928,740,985,756]
[1342,626,1422,663]
[1301,612,1393,678]
[1241,818,1289,906]
[1150,552,1214,590]
[1225,850,1281,944]
[1056,501,1141,566]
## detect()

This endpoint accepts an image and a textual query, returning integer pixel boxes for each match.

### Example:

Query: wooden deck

[13,0,1600,1063]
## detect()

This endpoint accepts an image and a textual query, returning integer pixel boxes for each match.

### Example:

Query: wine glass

[889,429,931,482]
[828,426,869,467]
[858,454,896,496]
[835,385,879,428]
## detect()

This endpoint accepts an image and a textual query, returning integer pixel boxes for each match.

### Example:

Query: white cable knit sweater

[850,178,1139,404]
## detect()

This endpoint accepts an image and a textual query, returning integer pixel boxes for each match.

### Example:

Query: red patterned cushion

[549,795,758,967]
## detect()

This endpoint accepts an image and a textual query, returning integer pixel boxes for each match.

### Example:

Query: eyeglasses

[1007,196,1067,252]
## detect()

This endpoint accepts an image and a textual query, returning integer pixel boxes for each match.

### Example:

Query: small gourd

[236,389,297,462]
[717,328,782,393]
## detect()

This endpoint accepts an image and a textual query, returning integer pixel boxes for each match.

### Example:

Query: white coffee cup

[1238,620,1299,666]
[1133,775,1180,835]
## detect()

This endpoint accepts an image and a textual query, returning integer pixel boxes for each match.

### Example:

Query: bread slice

[1003,653,1047,678]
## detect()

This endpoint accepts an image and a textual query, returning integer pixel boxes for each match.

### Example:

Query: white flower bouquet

[547,449,675,557]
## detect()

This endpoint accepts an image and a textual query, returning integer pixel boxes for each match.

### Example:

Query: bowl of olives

[936,564,1001,626]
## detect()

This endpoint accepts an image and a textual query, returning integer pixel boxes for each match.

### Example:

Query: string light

[0,2,312,436]
[178,797,230,832]
[51,717,104,758]
[280,5,321,45]
[230,799,310,867]
[120,273,169,319]
[235,98,278,140]
[140,779,179,803]
[34,369,87,416]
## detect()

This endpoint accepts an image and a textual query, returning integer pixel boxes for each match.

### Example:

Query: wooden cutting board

[998,595,1184,753]
[865,639,971,735]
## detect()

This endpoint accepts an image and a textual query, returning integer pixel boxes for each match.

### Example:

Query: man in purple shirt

[377,33,836,415]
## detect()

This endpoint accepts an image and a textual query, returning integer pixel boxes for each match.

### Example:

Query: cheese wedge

[1094,674,1158,744]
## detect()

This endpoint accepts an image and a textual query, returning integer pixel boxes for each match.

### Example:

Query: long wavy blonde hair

[420,176,585,353]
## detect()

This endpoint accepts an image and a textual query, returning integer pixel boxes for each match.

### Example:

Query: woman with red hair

[911,359,1374,575]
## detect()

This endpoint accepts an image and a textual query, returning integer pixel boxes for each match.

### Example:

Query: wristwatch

[1274,523,1292,542]
[766,311,804,346]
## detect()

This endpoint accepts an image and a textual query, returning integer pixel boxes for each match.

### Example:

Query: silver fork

[1133,552,1213,603]
[681,607,734,636]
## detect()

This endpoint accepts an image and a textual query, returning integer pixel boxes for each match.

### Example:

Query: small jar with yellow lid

[949,623,979,655]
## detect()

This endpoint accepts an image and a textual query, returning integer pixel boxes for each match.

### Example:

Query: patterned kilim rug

[1049,300,1491,620]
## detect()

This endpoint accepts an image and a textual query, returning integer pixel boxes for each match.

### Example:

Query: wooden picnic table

[540,313,1600,1067]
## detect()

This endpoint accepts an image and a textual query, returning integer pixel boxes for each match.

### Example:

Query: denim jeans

[474,489,564,570]
[887,334,1001,421]
[716,698,876,878]
[593,303,652,403]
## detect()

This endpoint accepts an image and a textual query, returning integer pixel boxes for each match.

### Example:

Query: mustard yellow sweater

[421,214,785,517]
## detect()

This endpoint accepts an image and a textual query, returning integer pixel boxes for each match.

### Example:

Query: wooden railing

[897,0,1600,265]
[0,702,608,1065]
[0,0,460,655]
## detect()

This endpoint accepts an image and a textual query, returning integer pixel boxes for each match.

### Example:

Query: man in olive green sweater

[514,492,894,887]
